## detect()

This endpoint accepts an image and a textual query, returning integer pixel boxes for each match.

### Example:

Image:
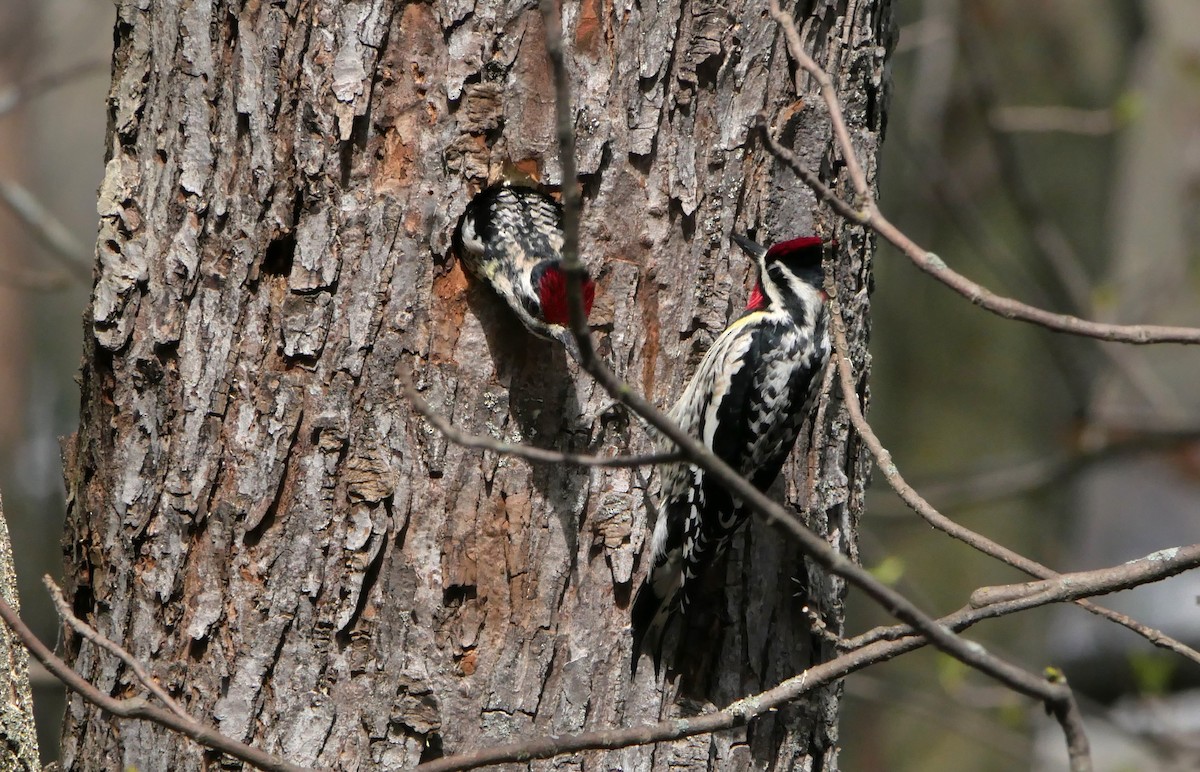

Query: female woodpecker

[631,233,832,674]
[453,183,596,354]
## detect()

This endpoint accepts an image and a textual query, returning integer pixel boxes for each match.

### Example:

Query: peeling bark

[62,0,891,769]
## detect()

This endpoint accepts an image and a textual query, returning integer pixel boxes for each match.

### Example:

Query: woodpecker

[630,232,832,674]
[453,183,596,354]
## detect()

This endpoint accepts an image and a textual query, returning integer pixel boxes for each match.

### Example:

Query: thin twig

[969,545,1200,608]
[538,0,593,360]
[44,576,190,721]
[401,370,681,468]
[0,180,93,280]
[822,286,1090,769]
[0,60,108,117]
[758,117,1200,345]
[768,0,871,204]
[760,8,1200,347]
[848,544,1200,649]
[989,106,1116,136]
[0,590,316,772]
[873,426,1200,513]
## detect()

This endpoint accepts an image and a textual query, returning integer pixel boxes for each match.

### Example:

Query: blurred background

[0,0,109,760]
[848,1,1200,770]
[0,0,1196,769]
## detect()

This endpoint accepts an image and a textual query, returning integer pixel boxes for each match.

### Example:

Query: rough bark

[62,0,889,769]
[0,494,40,771]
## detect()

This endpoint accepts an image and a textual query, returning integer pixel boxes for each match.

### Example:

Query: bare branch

[759,118,1200,345]
[850,543,1200,650]
[400,370,681,468]
[415,622,932,772]
[969,545,1200,608]
[44,576,190,721]
[767,0,871,204]
[1049,675,1092,771]
[0,264,71,291]
[537,0,594,361]
[424,531,1191,772]
[989,106,1116,136]
[824,287,1090,768]
[0,60,108,117]
[762,8,1200,347]
[0,591,316,772]
[0,180,93,280]
[827,283,1200,665]
[420,504,1200,771]
[769,3,1198,666]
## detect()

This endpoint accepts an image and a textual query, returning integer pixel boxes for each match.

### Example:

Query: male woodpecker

[453,183,596,354]
[630,232,832,674]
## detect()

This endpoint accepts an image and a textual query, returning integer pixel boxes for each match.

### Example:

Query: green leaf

[1128,651,1175,696]
[868,555,905,586]
[1111,92,1143,127]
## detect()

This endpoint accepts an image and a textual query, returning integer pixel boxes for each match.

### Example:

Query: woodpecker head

[453,183,596,343]
[732,233,827,313]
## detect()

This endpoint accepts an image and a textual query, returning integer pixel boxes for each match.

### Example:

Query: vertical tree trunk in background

[62,0,889,769]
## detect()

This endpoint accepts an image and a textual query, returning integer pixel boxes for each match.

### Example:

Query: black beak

[551,326,585,365]
[730,232,767,259]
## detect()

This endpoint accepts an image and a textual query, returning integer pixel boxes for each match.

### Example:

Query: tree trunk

[0,494,39,771]
[61,0,889,769]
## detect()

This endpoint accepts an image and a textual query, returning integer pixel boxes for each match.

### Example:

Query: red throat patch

[746,282,767,311]
[539,266,596,326]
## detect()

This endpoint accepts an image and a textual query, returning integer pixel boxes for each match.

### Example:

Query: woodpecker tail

[629,579,662,676]
[630,574,674,676]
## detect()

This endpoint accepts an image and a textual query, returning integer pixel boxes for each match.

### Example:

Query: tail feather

[630,577,674,676]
